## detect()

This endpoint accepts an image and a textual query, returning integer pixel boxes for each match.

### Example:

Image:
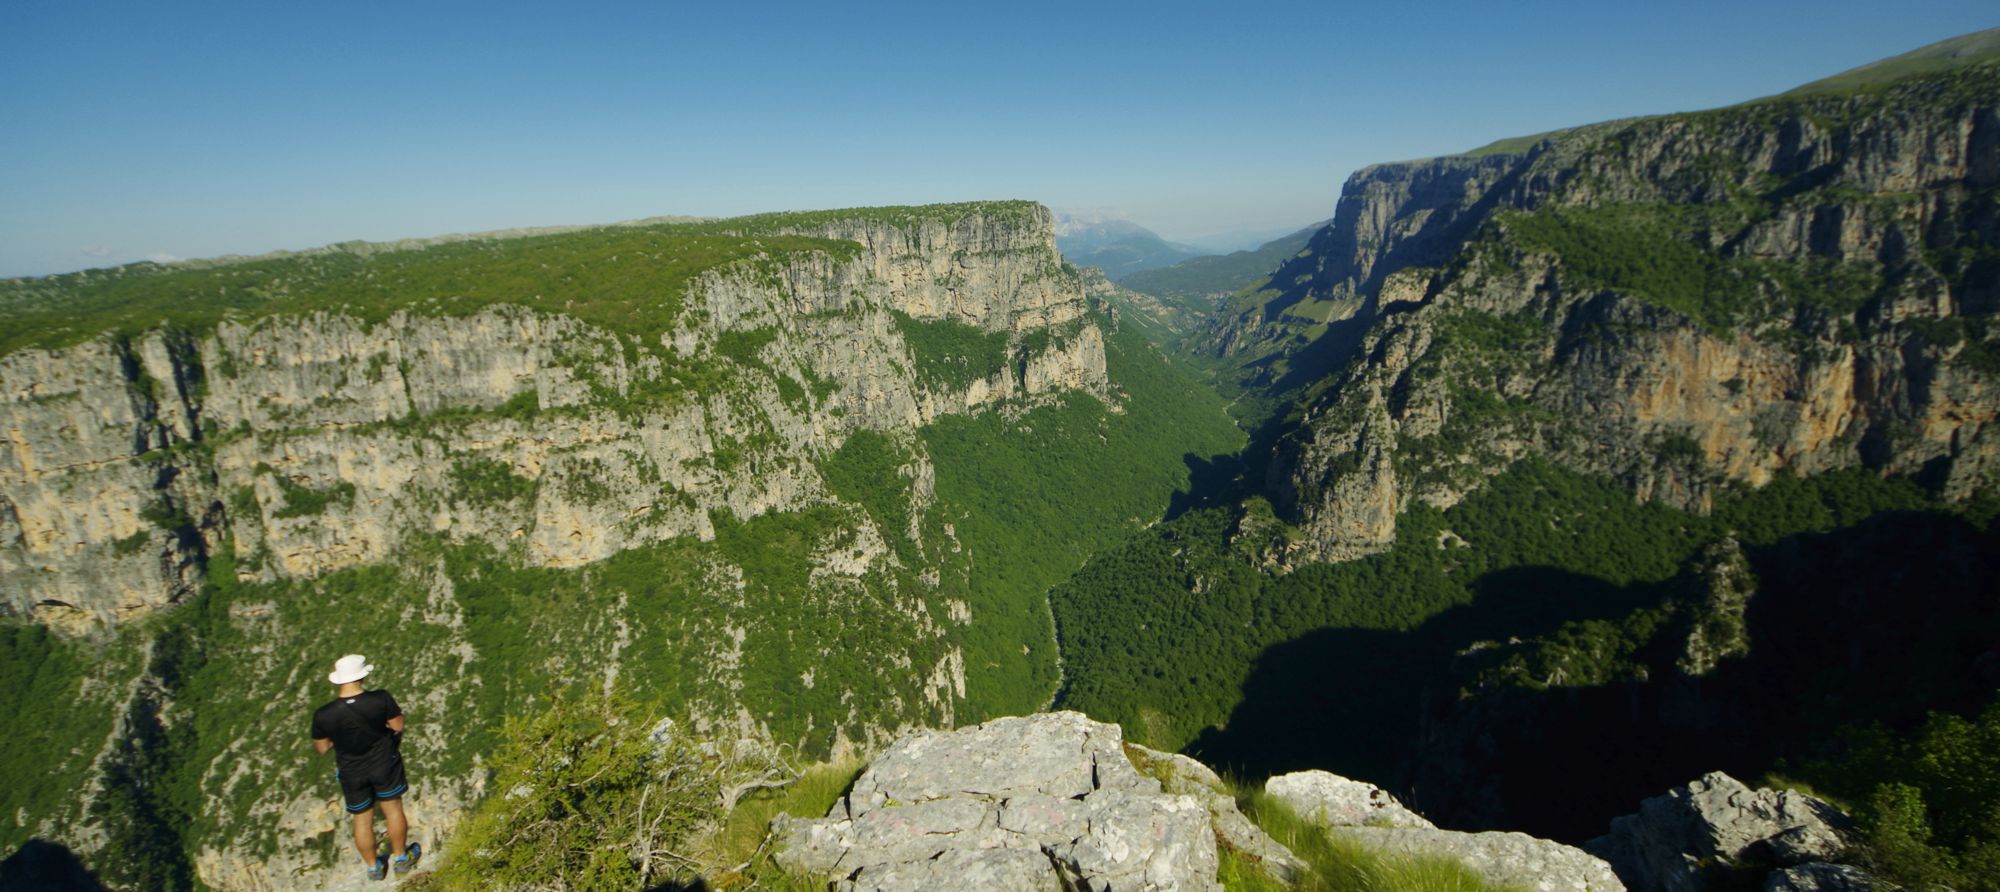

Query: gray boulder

[1263,771,1622,892]
[1265,769,1436,829]
[1587,772,1855,892]
[1763,863,1883,892]
[1051,789,1220,891]
[846,849,1063,892]
[1126,744,1306,882]
[1336,826,1627,892]
[772,711,1222,891]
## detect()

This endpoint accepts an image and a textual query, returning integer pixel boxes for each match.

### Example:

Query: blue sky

[2,1,1993,276]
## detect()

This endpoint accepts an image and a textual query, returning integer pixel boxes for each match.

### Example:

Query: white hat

[328,654,374,685]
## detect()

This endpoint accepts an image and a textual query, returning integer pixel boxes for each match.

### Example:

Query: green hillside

[1460,126,1584,158]
[1786,26,2000,95]
[1053,460,1994,764]
[1457,27,2000,157]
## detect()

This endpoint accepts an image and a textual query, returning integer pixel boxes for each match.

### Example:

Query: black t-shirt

[311,689,403,771]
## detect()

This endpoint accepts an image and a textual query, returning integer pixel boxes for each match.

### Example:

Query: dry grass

[1226,788,1529,892]
[701,757,864,890]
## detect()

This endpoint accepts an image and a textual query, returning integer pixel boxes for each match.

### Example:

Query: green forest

[1053,460,1995,783]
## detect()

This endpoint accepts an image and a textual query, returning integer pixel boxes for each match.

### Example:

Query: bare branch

[719,767,799,813]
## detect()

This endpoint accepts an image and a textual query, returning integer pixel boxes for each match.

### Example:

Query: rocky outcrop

[767,714,1944,892]
[1587,772,1855,892]
[1268,770,1624,892]
[1224,66,2000,564]
[1332,827,1627,892]
[771,715,1653,892]
[773,712,1224,891]
[1762,863,1883,892]
[1125,744,1305,882]
[1674,538,1755,677]
[1265,769,1435,830]
[1222,153,1522,348]
[771,714,1630,892]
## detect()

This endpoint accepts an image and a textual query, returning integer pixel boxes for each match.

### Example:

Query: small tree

[1827,694,2000,892]
[439,686,796,891]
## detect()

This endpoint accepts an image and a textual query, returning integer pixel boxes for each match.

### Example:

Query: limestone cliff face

[0,205,1108,624]
[1203,154,1522,361]
[1225,68,2000,563]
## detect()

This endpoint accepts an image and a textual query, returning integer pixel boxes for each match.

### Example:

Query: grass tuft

[705,757,864,890]
[1227,788,1526,892]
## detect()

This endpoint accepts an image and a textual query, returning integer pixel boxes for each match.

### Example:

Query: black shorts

[337,754,408,813]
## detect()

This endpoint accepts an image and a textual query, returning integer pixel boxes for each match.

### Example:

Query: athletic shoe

[394,842,423,875]
[368,854,388,881]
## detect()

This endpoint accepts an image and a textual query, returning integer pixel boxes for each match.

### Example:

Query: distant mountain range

[1177,224,1317,255]
[1119,221,1326,303]
[1052,212,1203,280]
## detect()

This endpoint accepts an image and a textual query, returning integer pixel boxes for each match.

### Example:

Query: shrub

[890,310,1010,391]
[704,758,862,888]
[714,327,779,371]
[1801,692,2000,891]
[448,457,536,505]
[440,685,800,891]
[269,475,356,519]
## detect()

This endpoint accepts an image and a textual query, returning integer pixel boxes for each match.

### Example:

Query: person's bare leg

[379,797,408,859]
[350,809,376,865]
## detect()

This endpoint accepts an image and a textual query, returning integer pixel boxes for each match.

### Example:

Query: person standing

[312,654,422,881]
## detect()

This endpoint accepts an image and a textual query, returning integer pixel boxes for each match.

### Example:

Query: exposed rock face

[1265,769,1435,830]
[1216,68,2000,564]
[1333,827,1626,892]
[0,205,1109,624]
[1762,863,1883,892]
[193,790,457,892]
[773,712,1223,891]
[1265,771,1624,892]
[1587,772,1854,892]
[1207,153,1520,360]
[1126,744,1305,882]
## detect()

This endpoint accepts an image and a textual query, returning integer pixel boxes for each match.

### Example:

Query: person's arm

[382,691,406,737]
[311,710,333,755]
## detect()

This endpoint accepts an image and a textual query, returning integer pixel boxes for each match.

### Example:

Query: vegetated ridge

[1784,25,2000,96]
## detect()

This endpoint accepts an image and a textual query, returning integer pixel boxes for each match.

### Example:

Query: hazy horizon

[4,1,1994,278]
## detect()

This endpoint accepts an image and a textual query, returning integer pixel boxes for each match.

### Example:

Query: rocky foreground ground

[773,711,1877,892]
